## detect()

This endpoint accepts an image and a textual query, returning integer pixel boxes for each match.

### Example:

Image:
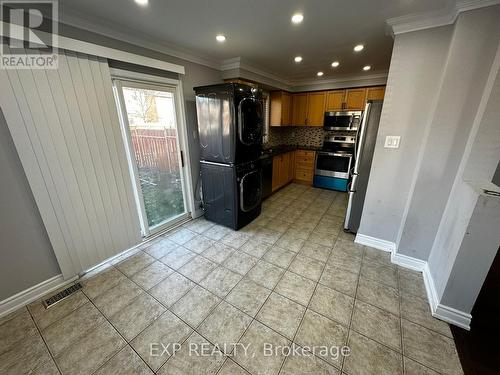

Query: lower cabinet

[271,150,316,192]
[271,151,295,192]
[294,150,315,185]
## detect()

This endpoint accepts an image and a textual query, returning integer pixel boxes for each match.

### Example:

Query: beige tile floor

[0,184,464,375]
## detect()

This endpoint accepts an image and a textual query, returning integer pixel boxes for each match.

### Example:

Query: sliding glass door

[114,80,188,236]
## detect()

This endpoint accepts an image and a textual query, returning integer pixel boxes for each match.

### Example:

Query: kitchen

[262,86,385,198]
[196,81,385,233]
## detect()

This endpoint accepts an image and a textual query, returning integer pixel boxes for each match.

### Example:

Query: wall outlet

[384,136,401,149]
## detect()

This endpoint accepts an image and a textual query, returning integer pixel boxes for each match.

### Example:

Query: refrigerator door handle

[353,102,371,175]
[344,190,355,231]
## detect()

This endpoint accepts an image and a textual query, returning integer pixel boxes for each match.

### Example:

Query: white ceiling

[59,0,451,83]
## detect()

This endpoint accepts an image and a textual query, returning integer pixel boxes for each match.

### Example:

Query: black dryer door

[239,170,262,212]
[238,97,263,145]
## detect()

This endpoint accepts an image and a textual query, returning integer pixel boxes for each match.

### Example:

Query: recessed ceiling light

[291,13,304,24]
[294,56,302,63]
[135,0,148,6]
[363,65,371,71]
[216,34,226,42]
[317,71,324,77]
[331,61,340,67]
[354,44,364,52]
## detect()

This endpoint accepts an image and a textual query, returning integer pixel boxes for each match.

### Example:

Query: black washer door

[239,170,262,212]
[238,98,263,145]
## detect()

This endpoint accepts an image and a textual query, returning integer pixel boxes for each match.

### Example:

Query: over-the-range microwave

[323,110,362,130]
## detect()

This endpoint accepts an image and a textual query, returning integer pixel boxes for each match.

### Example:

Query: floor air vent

[43,282,83,309]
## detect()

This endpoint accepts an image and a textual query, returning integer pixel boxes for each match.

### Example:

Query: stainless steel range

[314,135,356,191]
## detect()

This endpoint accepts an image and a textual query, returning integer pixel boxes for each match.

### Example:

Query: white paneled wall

[0,48,141,278]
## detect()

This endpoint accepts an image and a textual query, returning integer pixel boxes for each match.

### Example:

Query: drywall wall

[463,58,500,185]
[493,162,500,186]
[357,25,453,243]
[397,6,500,260]
[439,195,500,312]
[0,110,60,301]
[428,41,500,309]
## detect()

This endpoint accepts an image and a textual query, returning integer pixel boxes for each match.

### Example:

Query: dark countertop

[261,144,321,159]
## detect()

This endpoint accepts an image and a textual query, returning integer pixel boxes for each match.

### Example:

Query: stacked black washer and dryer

[194,83,263,230]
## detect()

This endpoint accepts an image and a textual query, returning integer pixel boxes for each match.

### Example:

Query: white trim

[434,304,472,330]
[0,215,194,319]
[110,69,196,237]
[290,73,389,90]
[220,57,244,72]
[423,264,472,330]
[0,22,185,74]
[0,275,77,319]
[391,251,427,272]
[59,6,220,70]
[387,0,500,35]
[355,233,396,252]
[356,233,472,329]
[220,57,389,91]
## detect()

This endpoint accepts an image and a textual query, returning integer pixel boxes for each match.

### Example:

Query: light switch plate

[384,136,401,149]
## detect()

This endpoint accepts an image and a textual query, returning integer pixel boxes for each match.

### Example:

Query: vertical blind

[0,48,141,278]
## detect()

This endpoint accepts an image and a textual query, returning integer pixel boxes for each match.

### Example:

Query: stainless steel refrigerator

[344,100,383,233]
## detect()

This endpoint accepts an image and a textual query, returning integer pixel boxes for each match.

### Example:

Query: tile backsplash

[265,126,353,148]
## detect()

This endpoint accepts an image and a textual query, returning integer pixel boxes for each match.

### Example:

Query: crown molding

[220,57,387,91]
[58,6,221,70]
[290,72,388,88]
[387,0,500,35]
[221,57,293,88]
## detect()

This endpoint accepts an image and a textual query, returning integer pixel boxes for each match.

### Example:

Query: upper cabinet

[291,93,308,126]
[291,91,325,126]
[366,86,386,101]
[325,90,345,111]
[270,86,385,127]
[306,91,326,126]
[270,91,291,126]
[344,88,367,110]
[325,88,367,111]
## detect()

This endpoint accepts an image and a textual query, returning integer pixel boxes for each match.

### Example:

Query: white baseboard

[434,304,472,330]
[423,263,471,330]
[356,233,472,330]
[355,233,396,253]
[391,251,426,272]
[0,274,77,319]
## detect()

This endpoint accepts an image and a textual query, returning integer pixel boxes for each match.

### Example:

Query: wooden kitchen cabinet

[325,90,345,111]
[271,151,295,191]
[291,93,308,126]
[366,86,386,101]
[279,152,291,186]
[344,88,367,110]
[325,88,368,111]
[270,91,291,126]
[291,91,325,126]
[272,86,385,127]
[306,91,326,126]
[294,150,315,185]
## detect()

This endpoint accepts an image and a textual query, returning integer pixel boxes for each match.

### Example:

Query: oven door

[315,152,353,179]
